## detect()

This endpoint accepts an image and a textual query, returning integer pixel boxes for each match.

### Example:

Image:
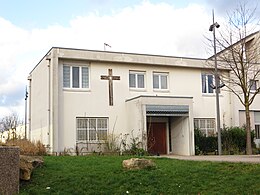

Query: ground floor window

[255,125,260,139]
[254,111,260,139]
[76,117,108,142]
[194,118,215,137]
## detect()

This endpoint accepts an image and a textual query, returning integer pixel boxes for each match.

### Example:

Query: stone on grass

[20,155,44,181]
[122,158,156,170]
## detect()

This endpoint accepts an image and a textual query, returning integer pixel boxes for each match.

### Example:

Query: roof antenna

[104,43,111,51]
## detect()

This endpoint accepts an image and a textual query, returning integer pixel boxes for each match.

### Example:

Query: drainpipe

[24,86,28,139]
[27,76,32,141]
[168,117,172,153]
[46,55,51,150]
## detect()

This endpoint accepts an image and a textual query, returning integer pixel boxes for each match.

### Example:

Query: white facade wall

[171,117,190,155]
[29,47,234,154]
[29,57,49,145]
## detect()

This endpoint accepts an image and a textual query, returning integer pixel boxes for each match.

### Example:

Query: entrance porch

[126,95,195,156]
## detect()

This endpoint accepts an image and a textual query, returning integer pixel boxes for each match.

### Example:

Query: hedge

[195,127,255,155]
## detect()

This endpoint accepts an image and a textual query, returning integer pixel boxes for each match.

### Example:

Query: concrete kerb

[159,155,260,164]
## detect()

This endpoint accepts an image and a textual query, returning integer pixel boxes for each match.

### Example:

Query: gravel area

[160,155,260,164]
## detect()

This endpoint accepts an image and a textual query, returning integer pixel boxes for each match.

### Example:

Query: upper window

[202,73,214,94]
[129,71,145,89]
[153,72,169,90]
[76,117,108,142]
[250,79,258,91]
[63,65,89,89]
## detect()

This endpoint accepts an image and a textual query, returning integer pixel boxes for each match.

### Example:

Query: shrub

[194,128,217,155]
[127,139,149,156]
[124,130,149,156]
[221,126,255,154]
[5,139,47,156]
[103,129,149,156]
[195,127,256,155]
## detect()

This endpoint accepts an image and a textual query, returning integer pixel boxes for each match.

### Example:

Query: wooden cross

[101,69,120,106]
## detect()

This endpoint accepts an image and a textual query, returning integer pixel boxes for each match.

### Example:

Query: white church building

[28,42,260,155]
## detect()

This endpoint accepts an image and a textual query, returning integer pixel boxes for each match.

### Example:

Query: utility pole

[25,86,28,140]
[209,10,222,155]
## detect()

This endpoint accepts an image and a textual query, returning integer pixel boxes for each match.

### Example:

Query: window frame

[255,125,260,139]
[201,73,215,94]
[254,111,260,139]
[63,65,90,90]
[153,72,169,91]
[194,118,216,137]
[129,71,146,90]
[249,79,258,92]
[76,117,108,142]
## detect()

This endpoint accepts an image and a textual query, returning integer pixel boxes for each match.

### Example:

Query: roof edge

[53,46,208,61]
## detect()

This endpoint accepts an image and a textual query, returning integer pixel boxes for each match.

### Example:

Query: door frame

[146,117,169,154]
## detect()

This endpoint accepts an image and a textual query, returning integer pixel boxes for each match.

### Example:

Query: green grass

[20,156,260,195]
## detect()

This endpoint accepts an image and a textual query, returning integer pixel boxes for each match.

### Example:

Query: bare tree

[0,122,4,143]
[213,3,260,154]
[1,112,21,141]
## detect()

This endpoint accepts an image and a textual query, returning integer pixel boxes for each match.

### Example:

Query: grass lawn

[20,155,260,194]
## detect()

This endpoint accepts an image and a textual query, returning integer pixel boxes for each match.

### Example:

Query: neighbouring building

[215,31,260,147]
[0,125,25,143]
[28,33,260,155]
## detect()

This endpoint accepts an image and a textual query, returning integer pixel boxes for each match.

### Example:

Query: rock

[20,155,44,181]
[122,158,156,170]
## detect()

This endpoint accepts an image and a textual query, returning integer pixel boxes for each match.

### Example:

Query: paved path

[160,155,260,164]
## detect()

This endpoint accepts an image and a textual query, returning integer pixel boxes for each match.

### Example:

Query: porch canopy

[146,105,189,117]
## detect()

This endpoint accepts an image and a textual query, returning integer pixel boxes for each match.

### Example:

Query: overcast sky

[0,0,259,119]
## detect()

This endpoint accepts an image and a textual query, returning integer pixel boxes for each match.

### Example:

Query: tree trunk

[245,103,252,155]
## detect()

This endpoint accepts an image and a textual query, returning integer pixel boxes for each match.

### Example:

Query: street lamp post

[25,86,28,140]
[209,10,222,155]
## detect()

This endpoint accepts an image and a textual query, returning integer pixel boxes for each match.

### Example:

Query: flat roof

[30,47,227,74]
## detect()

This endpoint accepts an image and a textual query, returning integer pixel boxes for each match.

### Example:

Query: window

[76,118,108,142]
[254,111,260,139]
[63,66,70,88]
[243,39,253,61]
[194,118,215,136]
[202,73,214,94]
[72,67,79,88]
[63,65,89,89]
[255,125,260,139]
[129,71,145,89]
[153,72,168,90]
[250,80,258,91]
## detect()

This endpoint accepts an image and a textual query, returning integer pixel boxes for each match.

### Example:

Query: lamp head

[209,22,220,31]
[209,25,214,31]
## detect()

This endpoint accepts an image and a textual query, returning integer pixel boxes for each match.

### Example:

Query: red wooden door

[147,122,167,155]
